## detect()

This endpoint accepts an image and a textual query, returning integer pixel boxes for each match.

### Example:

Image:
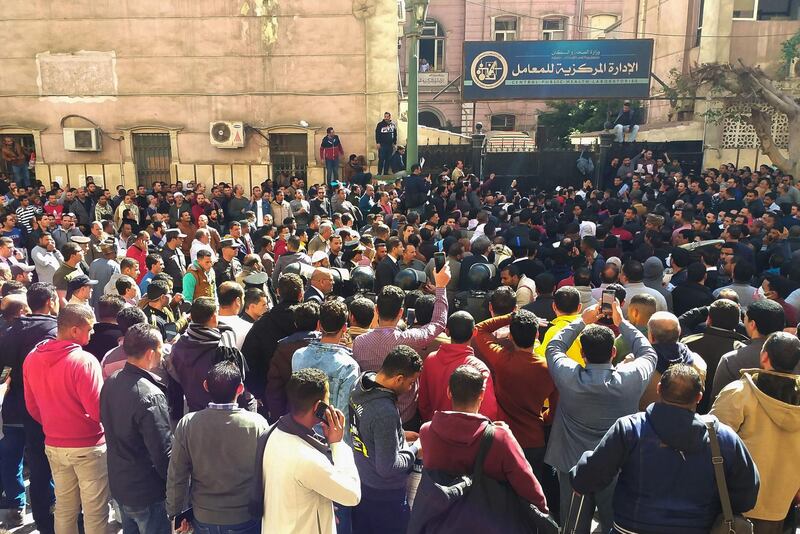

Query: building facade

[0,0,400,190]
[400,0,624,137]
[610,0,800,169]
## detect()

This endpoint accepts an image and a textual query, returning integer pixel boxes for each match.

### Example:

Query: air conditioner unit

[790,57,800,79]
[63,128,102,151]
[210,121,245,148]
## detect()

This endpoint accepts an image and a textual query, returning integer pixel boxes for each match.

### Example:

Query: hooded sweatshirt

[166,323,244,414]
[349,372,419,492]
[535,313,583,365]
[418,343,498,422]
[23,339,105,448]
[420,411,547,511]
[711,369,800,521]
[572,403,760,533]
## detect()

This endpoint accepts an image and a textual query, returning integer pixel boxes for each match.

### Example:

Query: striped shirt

[15,205,39,233]
[351,287,448,422]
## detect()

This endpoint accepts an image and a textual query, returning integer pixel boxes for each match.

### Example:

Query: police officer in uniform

[214,238,243,287]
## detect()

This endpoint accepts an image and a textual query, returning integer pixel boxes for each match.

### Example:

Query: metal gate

[270,133,307,181]
[133,133,172,185]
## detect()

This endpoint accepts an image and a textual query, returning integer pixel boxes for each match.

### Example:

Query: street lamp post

[406,0,429,173]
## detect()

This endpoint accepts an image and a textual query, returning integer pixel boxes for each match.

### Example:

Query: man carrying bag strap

[409,423,557,534]
[706,420,754,534]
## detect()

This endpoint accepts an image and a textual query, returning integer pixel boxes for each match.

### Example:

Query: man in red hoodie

[419,365,547,514]
[418,311,498,422]
[24,304,109,534]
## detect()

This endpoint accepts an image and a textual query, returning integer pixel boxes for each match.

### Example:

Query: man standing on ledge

[375,112,397,176]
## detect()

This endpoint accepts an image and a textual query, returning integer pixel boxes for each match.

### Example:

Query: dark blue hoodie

[349,372,419,493]
[0,314,58,425]
[571,403,760,533]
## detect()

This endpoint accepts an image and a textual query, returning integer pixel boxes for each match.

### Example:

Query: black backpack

[408,424,558,534]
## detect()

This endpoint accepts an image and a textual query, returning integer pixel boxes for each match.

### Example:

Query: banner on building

[462,39,653,101]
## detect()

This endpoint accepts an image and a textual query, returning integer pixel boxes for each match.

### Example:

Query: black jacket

[0,314,58,425]
[100,363,172,507]
[374,256,401,293]
[681,326,749,414]
[375,120,397,146]
[84,322,123,362]
[672,282,714,316]
[162,246,187,292]
[241,301,299,400]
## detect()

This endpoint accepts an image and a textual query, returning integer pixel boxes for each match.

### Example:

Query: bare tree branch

[751,107,791,171]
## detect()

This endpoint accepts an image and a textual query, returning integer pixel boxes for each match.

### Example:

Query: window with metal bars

[270,133,308,181]
[132,133,172,185]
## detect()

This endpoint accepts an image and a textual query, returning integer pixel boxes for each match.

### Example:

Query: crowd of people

[0,138,797,534]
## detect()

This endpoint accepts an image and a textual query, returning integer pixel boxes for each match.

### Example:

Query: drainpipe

[637,0,647,38]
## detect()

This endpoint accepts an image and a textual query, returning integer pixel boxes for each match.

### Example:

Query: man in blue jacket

[404,164,430,215]
[571,364,760,534]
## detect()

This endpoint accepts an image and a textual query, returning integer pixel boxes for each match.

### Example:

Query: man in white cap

[311,250,330,268]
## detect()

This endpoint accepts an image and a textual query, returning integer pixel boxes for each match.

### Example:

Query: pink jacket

[23,339,105,448]
[418,343,499,422]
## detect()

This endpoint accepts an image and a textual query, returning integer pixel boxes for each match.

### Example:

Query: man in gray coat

[545,300,657,532]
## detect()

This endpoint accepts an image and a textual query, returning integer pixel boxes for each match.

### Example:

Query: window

[695,0,705,46]
[733,0,800,20]
[493,17,518,41]
[132,133,172,185]
[490,114,516,131]
[542,17,566,40]
[589,14,618,39]
[270,133,308,181]
[419,19,445,71]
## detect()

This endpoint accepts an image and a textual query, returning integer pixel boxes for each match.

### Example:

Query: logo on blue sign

[470,51,509,90]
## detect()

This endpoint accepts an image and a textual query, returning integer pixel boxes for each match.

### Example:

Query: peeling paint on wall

[245,0,279,48]
[36,51,118,103]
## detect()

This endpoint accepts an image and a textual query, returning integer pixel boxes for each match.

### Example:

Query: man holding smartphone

[261,369,361,534]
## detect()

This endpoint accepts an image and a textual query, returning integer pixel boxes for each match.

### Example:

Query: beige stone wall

[0,0,400,188]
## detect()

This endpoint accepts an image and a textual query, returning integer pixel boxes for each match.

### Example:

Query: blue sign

[463,39,653,101]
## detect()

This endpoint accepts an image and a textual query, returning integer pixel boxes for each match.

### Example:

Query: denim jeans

[378,145,393,175]
[613,124,639,142]
[10,164,30,189]
[1,426,26,509]
[193,517,261,534]
[325,158,340,183]
[120,500,171,534]
[352,487,409,534]
[23,417,55,534]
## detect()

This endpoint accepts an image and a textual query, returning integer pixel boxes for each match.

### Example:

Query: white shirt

[262,429,360,534]
[217,314,253,350]
[190,240,217,263]
[32,245,63,285]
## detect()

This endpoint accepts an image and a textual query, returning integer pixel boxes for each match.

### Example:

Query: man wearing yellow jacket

[535,287,583,365]
[711,331,800,532]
